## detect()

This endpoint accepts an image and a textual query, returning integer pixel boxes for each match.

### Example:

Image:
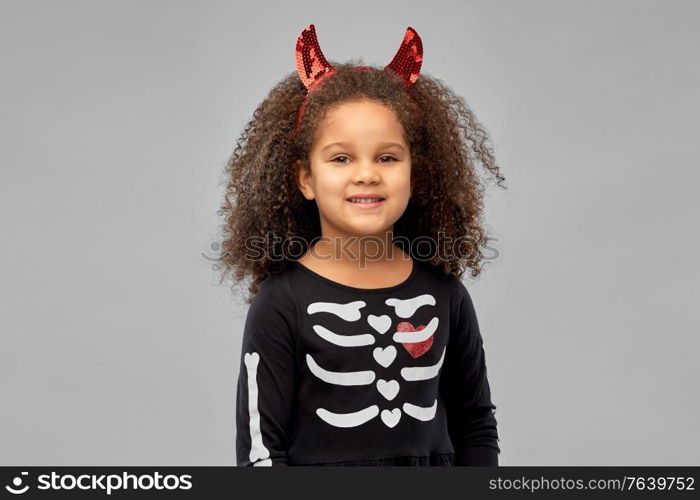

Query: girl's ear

[295,160,315,201]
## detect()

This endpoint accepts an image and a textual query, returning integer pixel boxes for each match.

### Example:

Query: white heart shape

[373,346,397,368]
[381,408,401,428]
[367,314,391,334]
[376,379,400,401]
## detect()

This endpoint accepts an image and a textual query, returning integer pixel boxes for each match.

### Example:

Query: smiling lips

[347,193,385,200]
[347,198,385,208]
[348,198,383,203]
[347,194,386,208]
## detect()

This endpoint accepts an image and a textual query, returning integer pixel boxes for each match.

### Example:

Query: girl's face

[297,99,412,241]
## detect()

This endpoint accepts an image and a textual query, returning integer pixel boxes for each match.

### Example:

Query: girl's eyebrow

[320,141,406,152]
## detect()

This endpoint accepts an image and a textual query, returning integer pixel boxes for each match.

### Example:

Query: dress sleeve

[235,278,298,466]
[441,281,501,466]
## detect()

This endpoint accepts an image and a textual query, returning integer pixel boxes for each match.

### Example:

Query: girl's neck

[297,236,413,289]
[309,232,406,267]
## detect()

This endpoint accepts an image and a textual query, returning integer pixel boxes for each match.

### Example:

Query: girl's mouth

[346,197,385,209]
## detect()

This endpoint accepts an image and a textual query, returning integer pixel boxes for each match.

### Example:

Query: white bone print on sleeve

[243,352,272,466]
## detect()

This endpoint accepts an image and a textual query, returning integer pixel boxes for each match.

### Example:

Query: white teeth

[349,198,383,203]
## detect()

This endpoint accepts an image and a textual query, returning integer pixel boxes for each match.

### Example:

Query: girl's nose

[351,161,381,184]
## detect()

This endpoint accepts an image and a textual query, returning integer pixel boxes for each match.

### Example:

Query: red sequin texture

[385,27,423,88]
[295,24,335,132]
[294,25,423,134]
[295,24,335,90]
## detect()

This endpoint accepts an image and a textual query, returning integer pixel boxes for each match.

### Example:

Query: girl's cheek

[322,176,349,194]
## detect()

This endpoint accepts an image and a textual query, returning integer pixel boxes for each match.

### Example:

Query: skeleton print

[304,294,442,429]
[235,261,500,466]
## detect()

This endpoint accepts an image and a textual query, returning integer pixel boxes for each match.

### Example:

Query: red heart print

[396,321,433,358]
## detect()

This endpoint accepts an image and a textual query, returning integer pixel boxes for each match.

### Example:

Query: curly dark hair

[218,60,507,304]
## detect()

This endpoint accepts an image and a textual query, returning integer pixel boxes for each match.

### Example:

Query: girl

[220,24,507,466]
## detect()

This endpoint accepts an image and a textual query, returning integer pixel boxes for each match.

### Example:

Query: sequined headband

[294,24,423,135]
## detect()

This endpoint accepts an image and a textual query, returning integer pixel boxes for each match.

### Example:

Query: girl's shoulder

[248,268,297,314]
[422,265,478,329]
[415,259,472,298]
[243,269,300,341]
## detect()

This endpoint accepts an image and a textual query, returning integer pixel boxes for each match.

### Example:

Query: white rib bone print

[403,399,438,421]
[385,294,436,318]
[317,405,379,427]
[392,317,439,343]
[400,348,445,381]
[307,300,366,320]
[312,324,375,346]
[306,354,376,385]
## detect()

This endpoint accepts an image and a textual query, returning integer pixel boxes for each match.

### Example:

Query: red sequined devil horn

[295,24,336,91]
[384,26,424,88]
[294,24,423,132]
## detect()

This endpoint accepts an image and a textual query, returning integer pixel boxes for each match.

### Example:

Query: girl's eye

[331,155,397,164]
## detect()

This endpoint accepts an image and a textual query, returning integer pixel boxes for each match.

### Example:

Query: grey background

[1,0,698,465]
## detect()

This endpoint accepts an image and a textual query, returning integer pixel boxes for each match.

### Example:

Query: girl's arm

[442,282,501,466]
[235,279,297,466]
